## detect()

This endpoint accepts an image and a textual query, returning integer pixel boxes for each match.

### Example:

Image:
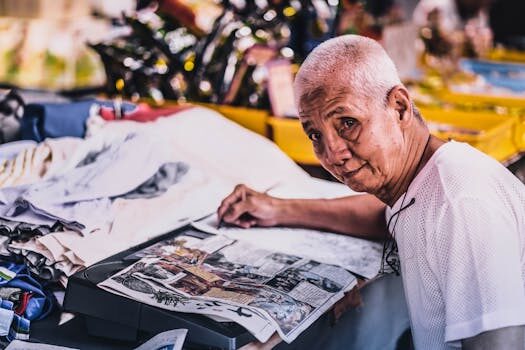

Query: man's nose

[325,133,351,166]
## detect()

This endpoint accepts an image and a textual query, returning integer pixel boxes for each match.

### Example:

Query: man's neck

[379,132,440,207]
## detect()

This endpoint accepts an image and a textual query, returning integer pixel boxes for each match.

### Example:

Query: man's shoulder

[430,142,520,200]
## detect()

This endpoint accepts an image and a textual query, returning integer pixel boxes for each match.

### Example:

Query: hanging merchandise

[90,0,339,112]
[0,90,24,145]
[89,9,201,103]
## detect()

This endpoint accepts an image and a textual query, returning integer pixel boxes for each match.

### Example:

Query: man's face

[298,84,404,195]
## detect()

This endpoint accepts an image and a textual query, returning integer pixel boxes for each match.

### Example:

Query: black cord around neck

[379,134,431,275]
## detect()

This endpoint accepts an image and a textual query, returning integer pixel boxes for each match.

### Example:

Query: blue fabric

[0,296,30,342]
[0,262,54,321]
[20,100,136,141]
[460,59,525,92]
[0,303,14,337]
[0,300,13,310]
[7,314,30,341]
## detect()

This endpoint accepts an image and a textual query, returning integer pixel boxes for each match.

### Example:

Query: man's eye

[308,132,321,142]
[341,118,356,129]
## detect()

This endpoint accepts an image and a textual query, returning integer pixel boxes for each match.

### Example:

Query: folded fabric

[0,288,22,303]
[0,219,61,241]
[0,162,192,284]
[0,132,179,234]
[7,313,30,342]
[0,304,14,336]
[20,100,136,142]
[0,141,37,163]
[1,198,111,234]
[120,162,189,200]
[5,233,84,285]
[0,138,82,189]
[8,239,65,282]
[18,133,170,203]
[99,102,192,122]
[0,237,9,257]
[0,145,50,190]
[86,106,311,190]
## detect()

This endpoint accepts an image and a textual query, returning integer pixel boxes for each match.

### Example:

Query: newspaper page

[98,234,357,343]
[192,215,383,279]
[134,329,187,350]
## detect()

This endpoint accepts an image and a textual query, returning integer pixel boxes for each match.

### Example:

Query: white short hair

[294,35,401,107]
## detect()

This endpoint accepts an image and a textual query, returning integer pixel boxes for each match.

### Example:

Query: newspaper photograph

[192,215,383,279]
[98,233,357,343]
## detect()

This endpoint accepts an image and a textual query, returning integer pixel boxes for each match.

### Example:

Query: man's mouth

[341,164,365,179]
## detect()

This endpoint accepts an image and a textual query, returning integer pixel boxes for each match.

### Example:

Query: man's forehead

[297,86,324,110]
[298,85,356,114]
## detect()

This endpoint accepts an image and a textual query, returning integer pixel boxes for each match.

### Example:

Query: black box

[63,226,256,350]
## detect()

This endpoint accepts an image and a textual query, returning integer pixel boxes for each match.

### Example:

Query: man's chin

[343,179,371,193]
[330,173,369,193]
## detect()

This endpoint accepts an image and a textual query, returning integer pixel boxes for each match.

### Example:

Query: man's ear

[387,85,412,125]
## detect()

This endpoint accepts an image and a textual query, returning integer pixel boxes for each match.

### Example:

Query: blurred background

[0,0,524,177]
[0,0,523,101]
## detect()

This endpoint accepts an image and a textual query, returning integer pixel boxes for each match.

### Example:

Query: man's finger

[233,213,258,228]
[222,197,253,223]
[217,186,246,218]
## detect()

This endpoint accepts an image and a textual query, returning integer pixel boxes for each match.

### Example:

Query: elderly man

[217,35,525,349]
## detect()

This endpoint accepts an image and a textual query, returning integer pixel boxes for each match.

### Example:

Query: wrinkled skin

[297,82,427,206]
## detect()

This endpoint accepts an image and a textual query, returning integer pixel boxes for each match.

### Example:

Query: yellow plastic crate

[489,48,525,63]
[267,109,519,165]
[267,116,318,165]
[519,117,525,151]
[420,107,520,162]
[196,103,269,136]
[437,89,525,108]
[433,90,525,151]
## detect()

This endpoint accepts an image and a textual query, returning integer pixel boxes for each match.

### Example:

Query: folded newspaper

[98,233,357,343]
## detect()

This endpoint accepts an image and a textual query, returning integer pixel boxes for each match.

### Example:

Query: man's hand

[217,184,281,228]
[331,281,366,324]
[217,185,387,239]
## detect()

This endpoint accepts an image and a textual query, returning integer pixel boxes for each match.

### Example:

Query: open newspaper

[193,214,383,279]
[98,232,357,343]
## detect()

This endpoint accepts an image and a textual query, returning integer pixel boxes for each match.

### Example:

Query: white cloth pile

[0,107,326,286]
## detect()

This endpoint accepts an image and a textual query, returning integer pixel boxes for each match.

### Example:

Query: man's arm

[217,184,388,240]
[462,326,525,350]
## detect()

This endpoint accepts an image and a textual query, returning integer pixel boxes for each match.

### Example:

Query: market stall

[0,1,524,349]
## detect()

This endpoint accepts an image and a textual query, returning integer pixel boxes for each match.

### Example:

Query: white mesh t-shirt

[386,141,525,349]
